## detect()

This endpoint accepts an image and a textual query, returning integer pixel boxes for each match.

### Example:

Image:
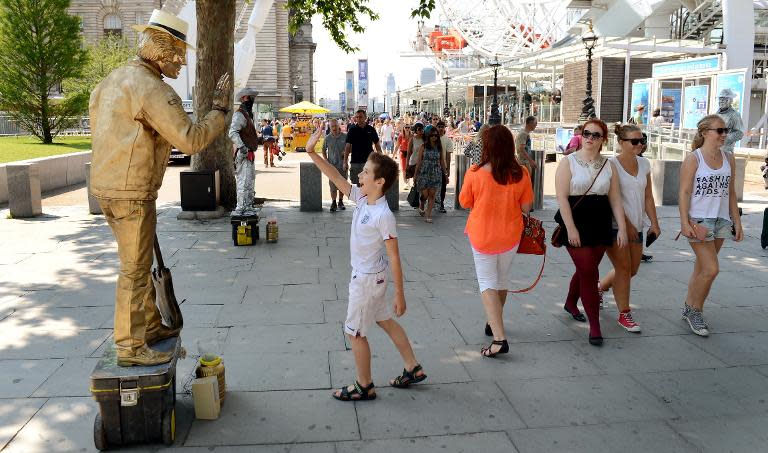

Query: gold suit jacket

[89,59,226,200]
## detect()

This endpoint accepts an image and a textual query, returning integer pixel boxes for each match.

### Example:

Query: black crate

[180,170,220,211]
[231,215,259,246]
[90,337,180,450]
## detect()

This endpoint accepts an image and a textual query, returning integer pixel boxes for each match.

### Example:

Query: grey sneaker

[683,307,709,337]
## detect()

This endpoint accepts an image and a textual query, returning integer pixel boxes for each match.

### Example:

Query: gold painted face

[138,30,187,79]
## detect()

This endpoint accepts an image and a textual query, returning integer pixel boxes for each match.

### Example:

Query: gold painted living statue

[90,9,231,367]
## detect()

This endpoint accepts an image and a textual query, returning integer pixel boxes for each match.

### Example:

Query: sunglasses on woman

[620,137,647,146]
[582,130,603,139]
[708,127,731,134]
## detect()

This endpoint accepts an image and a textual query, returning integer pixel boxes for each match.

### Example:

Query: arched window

[103,14,122,37]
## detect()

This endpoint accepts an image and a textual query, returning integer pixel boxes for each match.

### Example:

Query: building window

[103,14,122,38]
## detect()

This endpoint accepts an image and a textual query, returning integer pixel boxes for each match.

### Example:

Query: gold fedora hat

[132,9,195,50]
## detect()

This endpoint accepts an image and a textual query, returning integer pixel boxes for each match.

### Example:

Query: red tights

[565,245,607,338]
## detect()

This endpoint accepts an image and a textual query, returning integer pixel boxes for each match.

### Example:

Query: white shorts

[344,269,391,337]
[471,244,520,293]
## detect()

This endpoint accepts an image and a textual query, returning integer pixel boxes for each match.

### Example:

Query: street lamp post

[396,90,400,117]
[579,22,599,121]
[443,74,450,118]
[488,56,502,125]
[415,81,421,115]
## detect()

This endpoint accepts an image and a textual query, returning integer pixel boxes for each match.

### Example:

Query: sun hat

[236,88,258,99]
[132,9,195,50]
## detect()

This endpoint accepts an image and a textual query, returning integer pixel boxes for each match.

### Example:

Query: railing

[670,0,723,43]
[0,115,90,137]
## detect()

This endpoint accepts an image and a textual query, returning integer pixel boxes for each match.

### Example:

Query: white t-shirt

[408,137,424,165]
[690,148,731,220]
[610,156,651,230]
[380,124,394,142]
[349,185,398,274]
[440,135,454,156]
[568,154,612,196]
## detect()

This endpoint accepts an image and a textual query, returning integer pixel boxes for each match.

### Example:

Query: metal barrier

[0,114,91,136]
[532,150,544,210]
[453,154,470,210]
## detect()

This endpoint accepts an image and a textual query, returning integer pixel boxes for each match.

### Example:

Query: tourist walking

[554,118,628,346]
[397,124,411,184]
[464,124,489,165]
[344,110,382,185]
[516,116,538,182]
[597,123,661,333]
[322,119,348,212]
[413,125,447,223]
[564,125,582,155]
[437,120,453,213]
[406,123,425,187]
[306,126,427,401]
[459,125,533,357]
[381,119,395,155]
[678,114,744,336]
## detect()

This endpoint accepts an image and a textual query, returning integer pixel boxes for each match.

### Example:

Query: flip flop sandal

[390,364,427,388]
[332,381,376,401]
[425,218,433,224]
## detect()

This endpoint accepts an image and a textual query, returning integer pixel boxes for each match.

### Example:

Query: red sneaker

[617,311,641,333]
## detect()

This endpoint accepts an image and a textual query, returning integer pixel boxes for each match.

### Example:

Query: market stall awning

[279,101,330,114]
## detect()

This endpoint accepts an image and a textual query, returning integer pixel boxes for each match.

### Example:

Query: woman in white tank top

[598,123,661,334]
[678,115,744,337]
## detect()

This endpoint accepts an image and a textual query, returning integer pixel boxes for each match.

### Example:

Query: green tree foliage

[0,0,88,143]
[287,0,436,53]
[62,35,136,115]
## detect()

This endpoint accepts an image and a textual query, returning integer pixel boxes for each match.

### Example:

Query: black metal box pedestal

[90,337,180,450]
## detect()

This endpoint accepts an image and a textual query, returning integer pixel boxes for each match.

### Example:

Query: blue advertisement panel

[345,71,354,113]
[716,72,746,115]
[339,92,346,113]
[660,88,682,127]
[652,56,720,78]
[631,82,650,125]
[682,85,709,130]
[358,59,369,110]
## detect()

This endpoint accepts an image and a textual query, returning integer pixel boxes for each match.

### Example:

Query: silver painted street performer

[89,9,231,366]
[229,87,260,217]
[716,88,745,154]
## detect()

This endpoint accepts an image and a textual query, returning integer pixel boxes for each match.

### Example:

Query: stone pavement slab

[336,431,518,453]
[509,420,698,453]
[0,359,62,398]
[0,398,47,449]
[0,327,110,359]
[217,351,331,392]
[681,331,768,366]
[2,396,96,453]
[184,390,359,445]
[497,374,676,428]
[667,414,768,453]
[224,323,345,354]
[633,367,768,418]
[355,382,525,439]
[31,357,100,397]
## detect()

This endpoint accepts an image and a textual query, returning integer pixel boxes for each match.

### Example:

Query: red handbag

[510,215,546,294]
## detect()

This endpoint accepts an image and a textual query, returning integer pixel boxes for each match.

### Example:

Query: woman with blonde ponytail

[678,114,743,337]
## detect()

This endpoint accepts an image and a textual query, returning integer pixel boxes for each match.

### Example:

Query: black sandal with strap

[332,381,376,401]
[390,364,427,388]
[481,339,509,358]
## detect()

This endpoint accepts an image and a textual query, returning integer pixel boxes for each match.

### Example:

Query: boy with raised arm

[306,124,427,401]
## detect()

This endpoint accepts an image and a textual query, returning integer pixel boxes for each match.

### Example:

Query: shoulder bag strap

[571,157,609,211]
[153,233,165,270]
[509,252,546,294]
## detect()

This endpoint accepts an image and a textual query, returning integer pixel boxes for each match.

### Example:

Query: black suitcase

[762,207,768,249]
[90,337,180,450]
[231,215,259,246]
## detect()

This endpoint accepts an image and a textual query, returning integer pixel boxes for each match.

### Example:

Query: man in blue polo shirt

[343,109,382,185]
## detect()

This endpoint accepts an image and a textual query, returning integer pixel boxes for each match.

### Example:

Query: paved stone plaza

[2,159,768,452]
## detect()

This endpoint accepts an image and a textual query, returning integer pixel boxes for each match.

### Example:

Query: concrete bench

[5,163,42,217]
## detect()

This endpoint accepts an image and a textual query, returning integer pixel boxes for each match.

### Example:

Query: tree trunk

[191,0,236,208]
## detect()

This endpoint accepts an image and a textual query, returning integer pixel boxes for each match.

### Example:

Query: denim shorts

[612,229,643,244]
[688,217,733,242]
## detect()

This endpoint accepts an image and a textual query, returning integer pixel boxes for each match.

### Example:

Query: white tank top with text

[689,148,731,220]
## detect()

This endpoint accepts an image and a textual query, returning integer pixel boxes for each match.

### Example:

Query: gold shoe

[117,345,173,367]
[145,325,181,346]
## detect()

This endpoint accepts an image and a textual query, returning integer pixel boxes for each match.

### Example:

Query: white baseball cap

[133,9,195,50]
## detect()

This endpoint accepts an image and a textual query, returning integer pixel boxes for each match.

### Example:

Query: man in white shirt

[380,119,395,155]
[437,120,453,213]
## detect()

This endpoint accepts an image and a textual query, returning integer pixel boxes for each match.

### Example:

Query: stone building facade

[68,0,315,116]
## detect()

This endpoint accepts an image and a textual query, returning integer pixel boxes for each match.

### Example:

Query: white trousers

[471,244,520,293]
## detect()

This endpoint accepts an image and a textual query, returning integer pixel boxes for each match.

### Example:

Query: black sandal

[481,339,509,358]
[332,381,376,401]
[390,364,427,388]
[485,323,493,336]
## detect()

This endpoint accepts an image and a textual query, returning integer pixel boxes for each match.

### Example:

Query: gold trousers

[99,199,162,351]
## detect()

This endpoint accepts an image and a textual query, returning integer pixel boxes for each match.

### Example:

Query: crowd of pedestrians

[299,107,746,401]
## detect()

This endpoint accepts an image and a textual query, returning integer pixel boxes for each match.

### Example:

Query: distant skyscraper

[420,68,436,85]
